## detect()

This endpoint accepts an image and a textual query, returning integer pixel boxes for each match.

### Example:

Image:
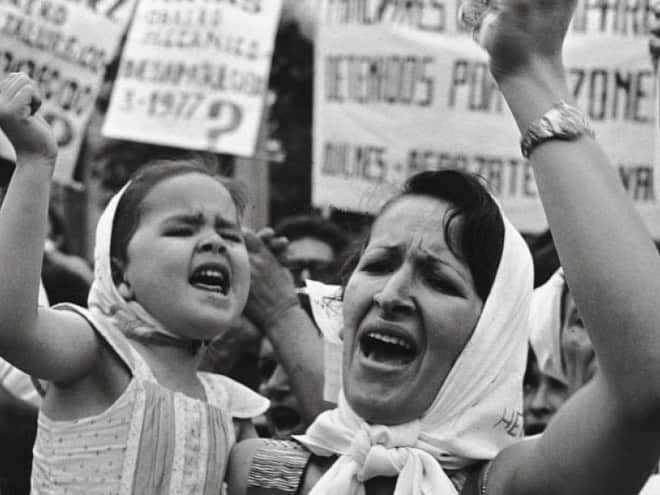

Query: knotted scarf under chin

[304,421,458,495]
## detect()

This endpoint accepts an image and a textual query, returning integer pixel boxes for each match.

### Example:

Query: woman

[229,0,660,492]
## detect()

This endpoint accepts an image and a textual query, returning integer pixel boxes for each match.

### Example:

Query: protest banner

[102,0,282,157]
[313,0,660,236]
[0,0,137,182]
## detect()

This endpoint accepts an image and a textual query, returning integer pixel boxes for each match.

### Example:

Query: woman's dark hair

[342,169,505,301]
[109,155,246,285]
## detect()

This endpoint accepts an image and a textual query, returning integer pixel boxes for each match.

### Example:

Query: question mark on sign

[207,100,243,148]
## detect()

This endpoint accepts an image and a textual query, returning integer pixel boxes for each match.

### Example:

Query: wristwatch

[520,101,595,159]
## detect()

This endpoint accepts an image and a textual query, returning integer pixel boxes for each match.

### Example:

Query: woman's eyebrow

[417,249,469,284]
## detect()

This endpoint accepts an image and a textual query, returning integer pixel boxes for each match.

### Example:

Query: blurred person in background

[274,214,350,288]
[525,270,597,435]
[257,337,308,439]
[199,316,263,392]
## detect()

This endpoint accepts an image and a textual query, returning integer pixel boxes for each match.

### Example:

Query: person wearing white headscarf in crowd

[525,269,597,435]
[0,81,268,495]
[226,0,660,492]
[527,268,660,495]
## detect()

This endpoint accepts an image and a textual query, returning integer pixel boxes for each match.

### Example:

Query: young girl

[0,73,268,494]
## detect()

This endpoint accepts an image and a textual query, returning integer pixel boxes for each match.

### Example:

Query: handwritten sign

[313,0,660,236]
[0,0,136,182]
[305,279,343,403]
[103,0,282,157]
[641,475,660,495]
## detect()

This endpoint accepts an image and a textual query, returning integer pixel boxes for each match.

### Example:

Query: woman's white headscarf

[295,213,533,495]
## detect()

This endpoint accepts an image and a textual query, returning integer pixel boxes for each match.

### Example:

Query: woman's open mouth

[359,330,417,366]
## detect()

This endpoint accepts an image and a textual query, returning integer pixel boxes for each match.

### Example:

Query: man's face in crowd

[524,289,598,435]
[285,236,336,287]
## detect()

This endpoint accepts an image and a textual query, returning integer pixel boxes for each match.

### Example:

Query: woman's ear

[111,257,135,301]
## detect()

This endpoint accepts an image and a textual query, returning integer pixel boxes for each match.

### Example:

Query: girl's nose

[196,233,227,255]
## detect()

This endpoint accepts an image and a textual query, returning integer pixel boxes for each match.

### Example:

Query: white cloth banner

[103,0,282,157]
[313,0,660,236]
[0,0,136,182]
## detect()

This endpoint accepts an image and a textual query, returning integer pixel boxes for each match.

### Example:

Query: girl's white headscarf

[87,183,195,343]
[294,214,533,495]
[86,181,269,418]
[528,269,567,384]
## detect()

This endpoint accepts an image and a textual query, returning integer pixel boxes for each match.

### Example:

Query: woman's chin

[343,353,430,425]
[345,389,417,426]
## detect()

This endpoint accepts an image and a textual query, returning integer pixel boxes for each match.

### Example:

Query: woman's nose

[373,270,415,316]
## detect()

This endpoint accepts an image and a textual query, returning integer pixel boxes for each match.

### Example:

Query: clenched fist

[461,0,576,81]
[0,73,57,165]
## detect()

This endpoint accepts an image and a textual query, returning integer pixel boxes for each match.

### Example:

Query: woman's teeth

[361,331,416,365]
[367,331,413,350]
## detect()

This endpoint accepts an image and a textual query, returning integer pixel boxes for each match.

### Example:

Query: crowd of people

[0,0,660,493]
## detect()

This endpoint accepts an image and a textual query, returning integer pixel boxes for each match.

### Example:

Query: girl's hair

[342,169,505,301]
[109,155,246,285]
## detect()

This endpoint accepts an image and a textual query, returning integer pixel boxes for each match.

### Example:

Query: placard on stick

[103,0,282,157]
[0,0,137,182]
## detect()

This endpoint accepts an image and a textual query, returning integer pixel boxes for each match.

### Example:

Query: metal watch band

[520,101,595,159]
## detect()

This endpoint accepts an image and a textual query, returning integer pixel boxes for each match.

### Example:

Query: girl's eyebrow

[163,212,205,226]
[215,216,241,230]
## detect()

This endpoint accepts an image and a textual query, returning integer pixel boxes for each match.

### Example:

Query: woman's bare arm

[465,0,660,493]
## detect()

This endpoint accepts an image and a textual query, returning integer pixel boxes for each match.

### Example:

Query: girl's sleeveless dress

[31,304,268,495]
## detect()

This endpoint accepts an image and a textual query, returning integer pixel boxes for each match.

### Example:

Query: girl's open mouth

[189,263,230,294]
